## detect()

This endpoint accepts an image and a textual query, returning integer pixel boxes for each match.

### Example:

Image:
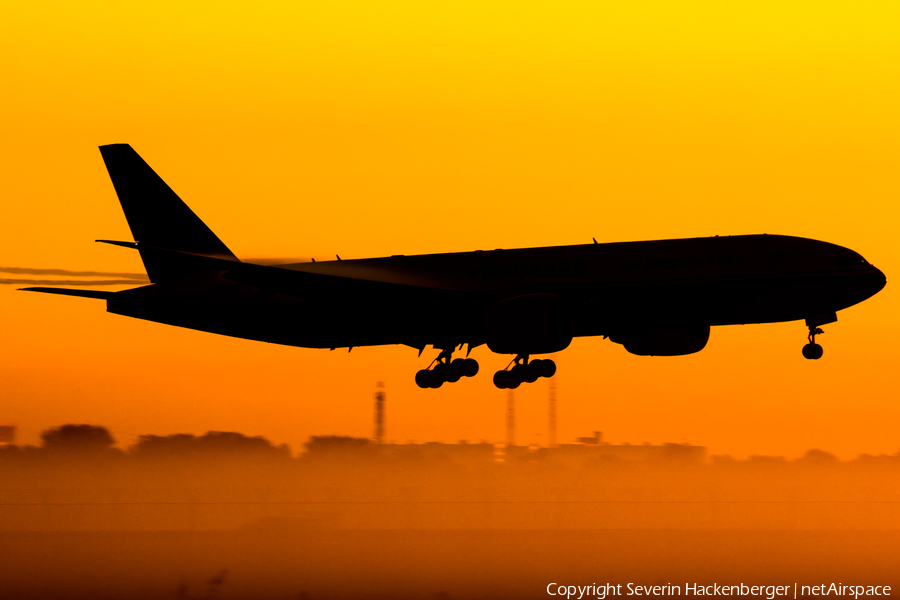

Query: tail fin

[99,144,239,282]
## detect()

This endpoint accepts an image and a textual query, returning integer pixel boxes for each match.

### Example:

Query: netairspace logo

[546,583,893,600]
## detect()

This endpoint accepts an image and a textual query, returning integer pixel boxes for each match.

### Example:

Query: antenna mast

[374,381,385,444]
[506,390,515,448]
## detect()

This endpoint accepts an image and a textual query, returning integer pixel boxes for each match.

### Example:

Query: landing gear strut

[802,326,824,360]
[493,355,556,389]
[415,347,479,389]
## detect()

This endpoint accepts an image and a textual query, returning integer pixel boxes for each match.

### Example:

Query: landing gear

[415,347,479,389]
[802,326,824,360]
[493,355,556,389]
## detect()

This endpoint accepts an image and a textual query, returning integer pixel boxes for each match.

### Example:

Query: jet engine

[610,325,710,356]
[484,294,573,355]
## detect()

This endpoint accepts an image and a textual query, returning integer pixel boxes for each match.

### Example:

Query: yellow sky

[1,1,897,457]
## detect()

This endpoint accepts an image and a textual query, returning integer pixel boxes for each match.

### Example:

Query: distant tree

[799,448,840,464]
[852,453,899,466]
[131,433,198,458]
[40,424,116,453]
[130,431,290,460]
[198,431,279,455]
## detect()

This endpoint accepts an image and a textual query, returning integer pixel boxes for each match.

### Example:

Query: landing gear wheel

[415,369,430,388]
[508,364,527,388]
[462,358,479,377]
[493,370,511,389]
[432,362,449,383]
[524,361,541,383]
[446,359,465,383]
[802,343,823,360]
[415,347,480,388]
[539,359,556,378]
[492,354,556,388]
[803,326,825,360]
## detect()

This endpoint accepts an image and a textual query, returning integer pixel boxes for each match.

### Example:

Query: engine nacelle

[610,325,710,356]
[484,294,573,355]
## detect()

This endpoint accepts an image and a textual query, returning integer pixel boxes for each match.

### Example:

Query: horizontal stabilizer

[19,287,115,300]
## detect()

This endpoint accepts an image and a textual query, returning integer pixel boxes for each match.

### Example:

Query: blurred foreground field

[2,530,899,600]
[2,431,899,599]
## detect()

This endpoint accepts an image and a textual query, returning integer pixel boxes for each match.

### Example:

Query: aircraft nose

[860,264,887,302]
[873,266,887,294]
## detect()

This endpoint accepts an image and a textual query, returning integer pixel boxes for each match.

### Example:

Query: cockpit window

[835,256,868,267]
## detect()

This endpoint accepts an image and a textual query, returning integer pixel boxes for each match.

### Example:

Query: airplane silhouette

[22,145,887,389]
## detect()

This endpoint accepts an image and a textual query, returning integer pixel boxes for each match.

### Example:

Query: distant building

[301,432,705,466]
[576,431,603,445]
[306,435,373,454]
[0,424,16,445]
[548,434,706,465]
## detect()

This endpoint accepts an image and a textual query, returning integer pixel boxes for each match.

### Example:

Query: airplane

[22,144,887,389]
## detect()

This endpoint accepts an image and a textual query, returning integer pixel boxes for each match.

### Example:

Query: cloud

[2,278,145,286]
[0,266,149,286]
[0,266,147,279]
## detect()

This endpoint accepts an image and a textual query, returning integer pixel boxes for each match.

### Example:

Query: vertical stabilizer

[99,144,238,282]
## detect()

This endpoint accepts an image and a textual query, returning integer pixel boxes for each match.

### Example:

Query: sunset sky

[1,1,897,458]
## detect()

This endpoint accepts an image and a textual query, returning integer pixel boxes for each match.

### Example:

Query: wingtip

[96,239,139,248]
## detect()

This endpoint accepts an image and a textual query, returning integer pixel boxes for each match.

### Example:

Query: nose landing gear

[493,355,556,389]
[415,347,479,388]
[802,326,824,360]
[802,312,836,360]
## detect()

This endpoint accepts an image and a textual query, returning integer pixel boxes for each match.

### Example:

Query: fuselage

[107,234,886,352]
[25,145,887,390]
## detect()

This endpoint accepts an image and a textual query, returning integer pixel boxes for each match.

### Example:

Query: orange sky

[1,1,897,458]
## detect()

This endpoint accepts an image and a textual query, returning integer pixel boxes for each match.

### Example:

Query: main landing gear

[415,347,479,389]
[802,325,824,360]
[493,355,556,389]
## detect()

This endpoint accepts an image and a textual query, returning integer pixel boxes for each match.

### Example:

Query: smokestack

[373,382,385,444]
[548,379,556,448]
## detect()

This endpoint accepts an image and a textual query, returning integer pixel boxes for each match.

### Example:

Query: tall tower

[548,379,557,448]
[506,390,515,448]
[373,381,385,444]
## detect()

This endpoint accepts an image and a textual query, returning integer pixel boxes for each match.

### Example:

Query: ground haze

[2,428,898,599]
